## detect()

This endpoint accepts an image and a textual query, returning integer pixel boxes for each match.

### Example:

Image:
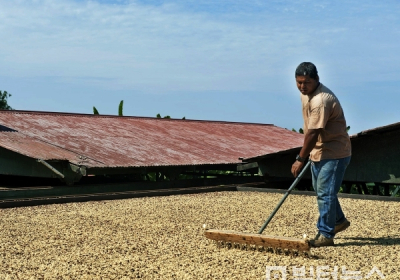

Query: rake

[204,161,312,255]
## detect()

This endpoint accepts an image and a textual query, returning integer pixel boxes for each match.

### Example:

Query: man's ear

[315,75,320,83]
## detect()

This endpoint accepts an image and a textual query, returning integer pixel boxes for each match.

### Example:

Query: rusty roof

[0,110,304,168]
[244,121,400,162]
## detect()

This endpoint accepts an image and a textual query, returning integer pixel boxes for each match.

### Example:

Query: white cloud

[0,0,336,93]
[0,0,399,133]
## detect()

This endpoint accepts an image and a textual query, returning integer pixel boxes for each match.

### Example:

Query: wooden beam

[204,229,310,251]
[237,162,258,171]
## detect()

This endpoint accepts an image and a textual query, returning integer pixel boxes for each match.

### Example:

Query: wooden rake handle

[258,160,311,234]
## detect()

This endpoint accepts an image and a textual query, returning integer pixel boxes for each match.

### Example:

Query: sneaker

[310,234,334,247]
[334,219,350,234]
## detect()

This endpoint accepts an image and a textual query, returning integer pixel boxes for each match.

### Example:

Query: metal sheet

[350,122,400,138]
[0,110,304,168]
[0,132,79,161]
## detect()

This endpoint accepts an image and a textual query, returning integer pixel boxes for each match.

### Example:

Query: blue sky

[0,0,399,133]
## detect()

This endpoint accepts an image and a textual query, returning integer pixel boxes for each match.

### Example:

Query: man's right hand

[291,160,304,177]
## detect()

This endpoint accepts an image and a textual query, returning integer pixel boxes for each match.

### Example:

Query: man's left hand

[291,161,304,177]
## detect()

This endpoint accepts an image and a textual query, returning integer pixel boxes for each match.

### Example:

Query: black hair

[295,62,318,79]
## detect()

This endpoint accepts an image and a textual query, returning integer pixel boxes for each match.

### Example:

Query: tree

[92,100,123,116]
[156,113,170,119]
[118,100,123,116]
[291,128,304,134]
[0,91,13,110]
[157,113,187,119]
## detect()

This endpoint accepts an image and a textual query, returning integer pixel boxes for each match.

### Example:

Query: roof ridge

[0,110,274,126]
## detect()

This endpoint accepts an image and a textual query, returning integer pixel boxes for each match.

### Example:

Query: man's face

[296,75,319,96]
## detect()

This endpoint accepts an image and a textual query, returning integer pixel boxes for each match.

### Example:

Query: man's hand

[291,160,304,177]
[291,128,320,177]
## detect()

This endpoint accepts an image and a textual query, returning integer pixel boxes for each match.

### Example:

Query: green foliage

[338,183,400,197]
[156,113,171,119]
[291,128,304,134]
[146,172,157,181]
[118,100,124,116]
[0,91,13,110]
[182,116,186,120]
[93,100,123,116]
[346,126,350,132]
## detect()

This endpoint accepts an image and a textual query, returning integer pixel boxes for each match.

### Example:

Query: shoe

[334,219,350,234]
[312,219,350,241]
[310,234,334,247]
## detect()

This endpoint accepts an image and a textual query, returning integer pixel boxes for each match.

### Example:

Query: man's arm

[291,128,321,177]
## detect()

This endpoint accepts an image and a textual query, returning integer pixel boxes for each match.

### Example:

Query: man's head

[295,62,320,95]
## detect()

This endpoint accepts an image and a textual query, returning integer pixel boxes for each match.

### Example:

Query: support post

[392,185,400,197]
[37,159,65,179]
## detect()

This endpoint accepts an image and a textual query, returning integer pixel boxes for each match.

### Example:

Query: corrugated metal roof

[244,121,400,162]
[350,122,400,138]
[0,110,304,168]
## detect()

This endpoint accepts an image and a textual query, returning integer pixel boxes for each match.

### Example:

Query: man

[291,62,352,247]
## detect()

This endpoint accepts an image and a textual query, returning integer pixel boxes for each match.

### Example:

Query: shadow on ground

[335,236,400,247]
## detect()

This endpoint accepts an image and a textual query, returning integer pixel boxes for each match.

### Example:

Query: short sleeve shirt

[301,83,351,161]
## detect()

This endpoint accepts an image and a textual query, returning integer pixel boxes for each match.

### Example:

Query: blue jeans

[311,156,351,239]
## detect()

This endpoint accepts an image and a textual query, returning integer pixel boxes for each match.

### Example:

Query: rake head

[204,229,312,257]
